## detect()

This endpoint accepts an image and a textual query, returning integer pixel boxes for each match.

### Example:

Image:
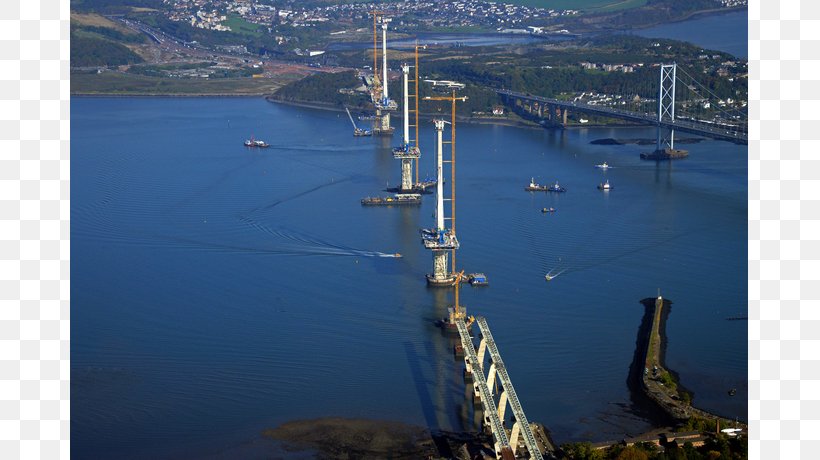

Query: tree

[560,442,605,460]
[616,446,649,460]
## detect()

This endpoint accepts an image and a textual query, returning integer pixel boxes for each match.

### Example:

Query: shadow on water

[654,159,674,187]
[626,297,679,428]
[403,341,454,457]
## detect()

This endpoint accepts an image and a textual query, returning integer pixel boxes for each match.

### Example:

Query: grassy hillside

[71,34,144,67]
[71,71,293,95]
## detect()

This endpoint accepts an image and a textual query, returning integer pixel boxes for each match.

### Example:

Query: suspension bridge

[497,63,747,145]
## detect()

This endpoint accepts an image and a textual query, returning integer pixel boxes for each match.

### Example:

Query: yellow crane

[451,270,475,327]
[423,91,467,275]
[412,43,426,184]
[369,11,387,90]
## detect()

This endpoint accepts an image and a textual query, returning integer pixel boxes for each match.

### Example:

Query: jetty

[637,293,745,428]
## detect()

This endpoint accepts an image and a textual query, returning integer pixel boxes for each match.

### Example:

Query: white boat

[595,161,611,169]
[244,137,270,148]
[597,179,612,191]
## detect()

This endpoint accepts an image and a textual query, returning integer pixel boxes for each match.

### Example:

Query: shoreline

[619,6,747,33]
[637,296,743,426]
[72,92,267,98]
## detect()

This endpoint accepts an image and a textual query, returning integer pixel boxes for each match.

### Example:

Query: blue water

[72,98,747,458]
[634,10,748,58]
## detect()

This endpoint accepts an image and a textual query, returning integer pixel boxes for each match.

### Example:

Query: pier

[637,294,745,427]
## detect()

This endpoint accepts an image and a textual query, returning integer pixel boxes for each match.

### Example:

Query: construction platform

[361,194,421,206]
[392,145,421,159]
[426,273,459,286]
[384,185,433,194]
[641,147,689,160]
[420,229,460,250]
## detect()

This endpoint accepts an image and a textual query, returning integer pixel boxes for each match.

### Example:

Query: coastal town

[166,0,580,33]
[162,0,747,37]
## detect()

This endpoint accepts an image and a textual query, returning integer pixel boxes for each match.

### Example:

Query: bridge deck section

[477,317,547,459]
[455,318,510,454]
[497,89,747,144]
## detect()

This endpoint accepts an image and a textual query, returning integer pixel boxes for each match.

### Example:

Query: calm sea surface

[72,98,747,458]
[634,10,748,58]
[329,10,748,58]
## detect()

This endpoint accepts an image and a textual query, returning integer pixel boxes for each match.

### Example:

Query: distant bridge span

[496,89,747,145]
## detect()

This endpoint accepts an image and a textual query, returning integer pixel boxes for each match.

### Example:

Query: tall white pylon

[382,23,389,101]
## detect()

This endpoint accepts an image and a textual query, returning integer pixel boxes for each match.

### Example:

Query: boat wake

[239,216,399,258]
[544,267,567,281]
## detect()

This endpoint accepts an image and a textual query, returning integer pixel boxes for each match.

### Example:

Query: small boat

[728,388,737,396]
[595,161,611,169]
[468,273,488,286]
[244,138,270,148]
[545,268,566,281]
[394,253,402,258]
[546,181,566,193]
[597,180,612,190]
[541,207,556,213]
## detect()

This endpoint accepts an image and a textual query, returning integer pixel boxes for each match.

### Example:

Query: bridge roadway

[497,89,747,144]
[476,317,548,459]
[455,318,511,457]
[455,317,547,459]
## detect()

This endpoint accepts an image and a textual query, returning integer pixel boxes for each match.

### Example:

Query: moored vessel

[244,138,270,148]
[546,181,566,193]
[360,193,421,206]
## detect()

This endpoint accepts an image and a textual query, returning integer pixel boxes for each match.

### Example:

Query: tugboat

[244,137,270,148]
[546,181,566,193]
[526,178,566,192]
[597,179,612,191]
[467,273,488,286]
[525,177,549,191]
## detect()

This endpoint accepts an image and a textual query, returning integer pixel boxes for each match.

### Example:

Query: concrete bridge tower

[424,119,457,285]
[392,64,421,191]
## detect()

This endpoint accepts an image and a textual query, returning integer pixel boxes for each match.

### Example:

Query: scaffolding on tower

[420,91,467,286]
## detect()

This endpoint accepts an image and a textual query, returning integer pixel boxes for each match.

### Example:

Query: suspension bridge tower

[642,63,689,160]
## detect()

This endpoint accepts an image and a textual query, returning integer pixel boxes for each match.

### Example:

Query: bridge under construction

[455,316,555,459]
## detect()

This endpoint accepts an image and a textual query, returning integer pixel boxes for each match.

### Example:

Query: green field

[223,15,263,37]
[71,71,294,96]
[504,0,647,12]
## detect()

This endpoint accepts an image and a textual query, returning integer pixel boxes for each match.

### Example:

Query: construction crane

[412,43,426,184]
[368,11,387,91]
[423,90,467,275]
[451,271,475,328]
[345,107,372,137]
